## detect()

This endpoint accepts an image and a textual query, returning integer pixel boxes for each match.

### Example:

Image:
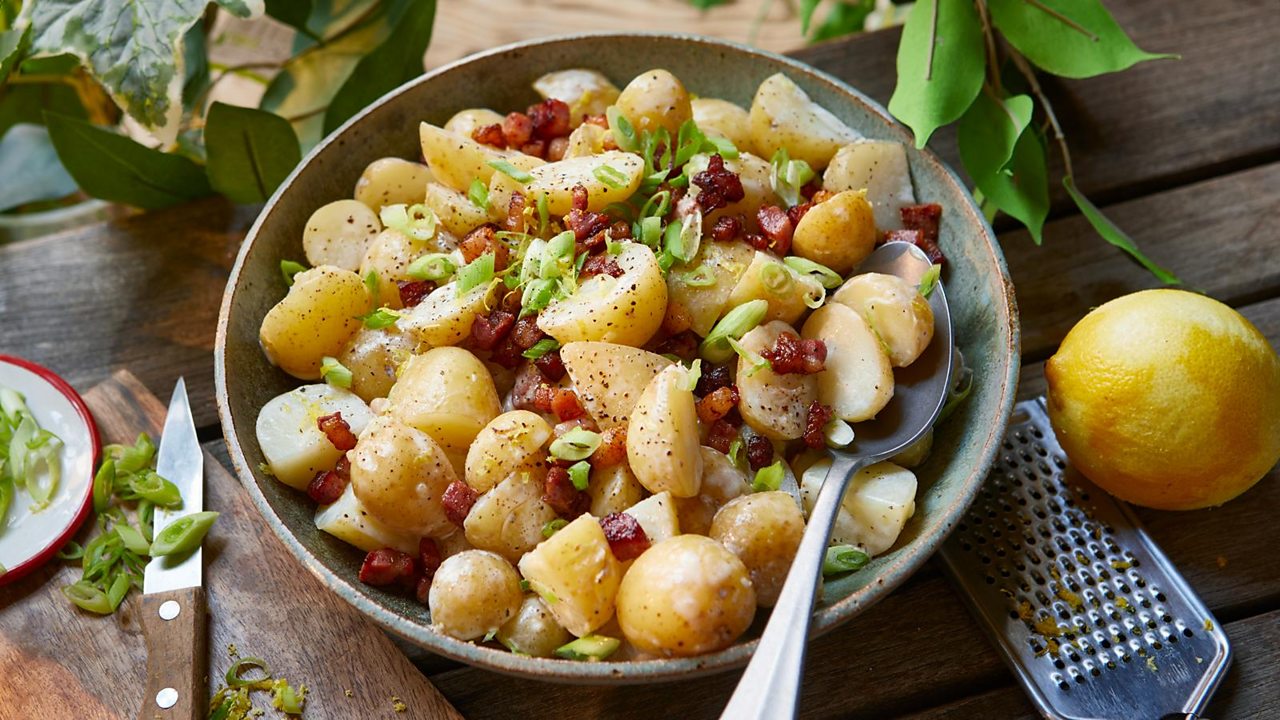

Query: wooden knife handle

[139,586,207,720]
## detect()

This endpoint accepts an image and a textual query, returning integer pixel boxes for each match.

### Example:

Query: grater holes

[1052,672,1069,690]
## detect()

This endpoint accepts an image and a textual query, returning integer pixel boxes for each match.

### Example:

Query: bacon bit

[571,184,589,211]
[760,331,827,375]
[489,336,524,369]
[580,254,624,278]
[692,154,745,212]
[441,481,479,528]
[803,401,834,449]
[583,113,608,128]
[528,98,572,140]
[359,548,416,587]
[600,512,650,561]
[601,134,620,151]
[663,301,693,336]
[510,316,546,350]
[591,426,627,468]
[511,363,548,412]
[711,215,744,242]
[531,383,557,414]
[547,136,569,162]
[520,139,547,159]
[810,189,835,204]
[459,224,510,271]
[746,434,774,471]
[706,419,738,454]
[899,203,945,264]
[419,538,443,581]
[506,193,528,233]
[756,205,794,255]
[653,330,698,361]
[695,364,733,397]
[502,112,534,148]
[317,412,358,452]
[744,232,770,251]
[543,466,590,518]
[469,308,516,351]
[695,386,740,425]
[397,279,436,308]
[582,229,609,254]
[499,288,523,314]
[533,351,566,382]
[609,221,633,239]
[415,576,431,604]
[333,453,352,481]
[471,123,506,148]
[786,201,814,228]
[565,186,611,241]
[801,179,824,199]
[551,388,585,421]
[882,228,945,265]
[306,469,346,505]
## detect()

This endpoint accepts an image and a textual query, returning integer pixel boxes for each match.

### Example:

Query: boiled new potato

[588,462,646,517]
[398,279,500,347]
[387,348,502,459]
[419,122,544,192]
[359,227,452,310]
[791,190,877,275]
[823,139,916,231]
[424,182,494,236]
[736,321,819,441]
[691,97,753,154]
[302,199,382,271]
[465,410,554,493]
[463,468,558,562]
[255,384,374,490]
[616,535,756,657]
[627,364,703,497]
[497,595,573,657]
[748,73,860,170]
[260,266,368,379]
[336,324,418,402]
[831,272,934,367]
[533,68,620,124]
[668,240,756,337]
[518,514,622,637]
[429,550,524,641]
[560,341,673,428]
[313,483,418,554]
[563,122,608,159]
[537,242,667,347]
[493,151,643,217]
[710,491,804,606]
[674,446,751,535]
[800,459,917,555]
[354,158,432,211]
[614,68,692,135]
[623,491,680,544]
[350,415,457,536]
[685,152,779,230]
[801,302,893,422]
[443,108,505,139]
[726,251,824,327]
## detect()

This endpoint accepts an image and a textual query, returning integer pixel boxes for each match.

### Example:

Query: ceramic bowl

[215,32,1019,683]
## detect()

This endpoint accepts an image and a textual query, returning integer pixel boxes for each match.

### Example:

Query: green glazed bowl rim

[215,31,1020,684]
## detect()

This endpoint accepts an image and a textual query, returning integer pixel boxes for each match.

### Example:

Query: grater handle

[720,453,867,720]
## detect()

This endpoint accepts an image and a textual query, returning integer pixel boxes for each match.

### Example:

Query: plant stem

[975,0,1003,95]
[1023,0,1099,41]
[1010,50,1074,178]
[925,0,939,81]
[283,105,327,124]
[189,61,283,117]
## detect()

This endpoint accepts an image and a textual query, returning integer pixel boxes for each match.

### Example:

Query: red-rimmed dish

[0,355,100,585]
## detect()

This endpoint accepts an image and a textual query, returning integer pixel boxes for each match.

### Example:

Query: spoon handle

[720,453,867,720]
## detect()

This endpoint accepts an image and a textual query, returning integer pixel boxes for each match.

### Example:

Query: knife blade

[139,378,208,720]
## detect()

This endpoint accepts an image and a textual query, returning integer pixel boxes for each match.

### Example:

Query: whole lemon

[1045,289,1280,510]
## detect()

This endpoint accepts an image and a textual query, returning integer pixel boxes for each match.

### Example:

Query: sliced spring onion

[540,230,576,279]
[769,148,816,207]
[606,106,639,152]
[359,307,400,329]
[760,260,795,297]
[751,460,785,492]
[226,657,272,687]
[938,361,974,422]
[801,277,827,309]
[113,523,151,556]
[519,238,548,286]
[549,427,602,462]
[727,336,770,377]
[705,134,739,159]
[0,386,26,422]
[783,256,844,289]
[108,433,155,475]
[823,544,870,576]
[56,541,84,560]
[555,634,621,661]
[567,461,591,491]
[681,359,703,392]
[457,253,496,296]
[25,432,62,511]
[279,260,308,287]
[662,221,684,262]
[527,578,560,605]
[61,580,113,614]
[363,268,380,307]
[918,264,942,298]
[407,253,457,281]
[320,356,353,389]
[593,164,629,190]
[541,518,568,538]
[638,216,663,249]
[379,203,439,241]
[678,264,717,288]
[520,277,557,316]
[699,299,769,363]
[468,178,490,211]
[606,238,625,255]
[522,338,560,360]
[149,511,220,557]
[726,435,745,469]
[488,159,534,184]
[638,190,672,219]
[127,472,182,508]
[536,192,550,232]
[605,201,637,222]
[676,212,702,263]
[519,579,531,592]
[137,500,154,543]
[824,418,855,448]
[273,680,307,714]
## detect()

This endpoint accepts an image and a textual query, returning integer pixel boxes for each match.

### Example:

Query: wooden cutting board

[0,371,463,720]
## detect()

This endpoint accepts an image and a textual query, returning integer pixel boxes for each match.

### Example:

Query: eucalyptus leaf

[1063,176,1179,284]
[957,91,1033,186]
[988,0,1176,79]
[978,125,1048,243]
[44,111,212,209]
[887,0,985,148]
[205,102,300,204]
[0,25,28,87]
[0,124,77,211]
[323,0,436,134]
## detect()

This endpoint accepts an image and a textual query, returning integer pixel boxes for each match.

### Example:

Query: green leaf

[976,125,1048,243]
[689,0,730,8]
[1063,176,1179,284]
[0,124,78,211]
[988,0,1176,79]
[44,111,212,209]
[811,0,875,43]
[215,0,263,19]
[887,0,985,148]
[181,22,209,111]
[799,0,821,35]
[204,102,301,204]
[20,0,210,145]
[264,0,315,36]
[323,0,437,134]
[0,25,29,87]
[0,81,85,141]
[957,90,1033,193]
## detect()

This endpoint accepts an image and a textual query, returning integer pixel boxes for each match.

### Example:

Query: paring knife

[140,378,208,720]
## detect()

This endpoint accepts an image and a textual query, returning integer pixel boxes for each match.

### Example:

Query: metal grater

[939,399,1232,720]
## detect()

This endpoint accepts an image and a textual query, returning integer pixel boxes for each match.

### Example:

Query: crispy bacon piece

[543,466,590,518]
[692,154,745,213]
[317,412,358,452]
[459,224,509,270]
[547,136,569,162]
[582,229,609,254]
[521,139,547,159]
[359,548,416,587]
[333,453,351,481]
[506,193,528,233]
[756,205,794,255]
[565,184,612,242]
[419,538,443,580]
[583,113,608,128]
[469,309,516,351]
[551,388,585,421]
[706,419,738,454]
[571,184,589,211]
[695,364,733,397]
[787,201,815,228]
[511,363,548,412]
[533,351,566,382]
[489,336,524,370]
[746,434,774,471]
[744,232,769,251]
[897,203,945,264]
[653,330,698,361]
[580,254,624,278]
[502,112,534,148]
[801,179,824,199]
[803,401,834,450]
[397,279,436,308]
[663,301,693,336]
[306,469,346,505]
[471,123,506,148]
[810,189,835,204]
[760,332,827,375]
[528,98,572,140]
[695,386,740,425]
[511,316,547,350]
[591,426,627,468]
[600,512,650,561]
[711,215,744,242]
[442,481,479,528]
[610,221,633,239]
[531,383,557,414]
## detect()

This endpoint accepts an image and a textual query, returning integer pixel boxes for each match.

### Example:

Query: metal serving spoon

[720,242,954,720]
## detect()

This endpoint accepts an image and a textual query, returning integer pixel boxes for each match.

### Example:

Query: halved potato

[799,459,917,555]
[791,189,877,275]
[614,68,692,135]
[302,199,382,271]
[831,272,934,367]
[497,595,573,657]
[424,182,494,237]
[668,240,756,337]
[256,384,374,490]
[533,69,621,124]
[563,122,608,159]
[314,483,418,554]
[801,302,893,422]
[623,490,680,544]
[560,341,673,428]
[748,73,860,170]
[387,347,502,459]
[537,242,667,347]
[359,228,445,311]
[674,446,751,535]
[465,410,554,493]
[259,266,369,379]
[735,321,818,441]
[419,122,544,192]
[398,279,500,347]
[518,514,622,637]
[336,325,418,403]
[627,365,703,498]
[463,468,558,562]
[497,151,643,217]
[588,462,646,517]
[823,139,915,231]
[354,158,432,211]
[691,97,753,155]
[350,415,458,537]
[725,251,824,327]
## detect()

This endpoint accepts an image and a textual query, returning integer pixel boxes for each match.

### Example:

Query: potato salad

[254,67,951,661]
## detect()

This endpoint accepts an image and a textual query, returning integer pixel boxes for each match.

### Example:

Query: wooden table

[2,0,1277,716]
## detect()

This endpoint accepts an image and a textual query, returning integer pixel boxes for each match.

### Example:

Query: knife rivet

[156,687,178,709]
[159,600,181,621]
